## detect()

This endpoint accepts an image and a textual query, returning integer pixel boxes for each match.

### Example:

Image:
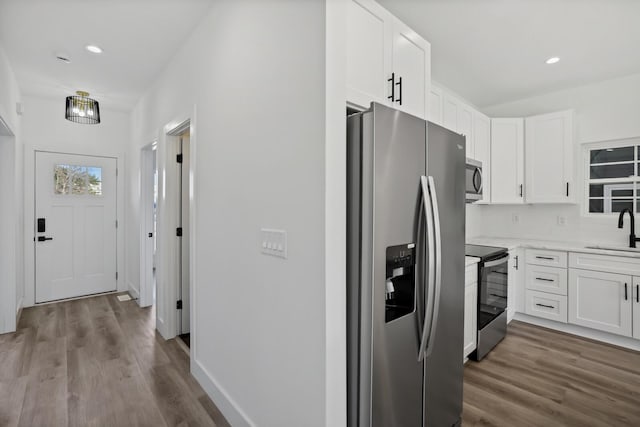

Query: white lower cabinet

[568,268,633,337]
[525,290,567,323]
[464,262,478,359]
[634,278,640,340]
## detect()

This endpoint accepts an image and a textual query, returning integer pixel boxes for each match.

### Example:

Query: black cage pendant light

[65,91,100,124]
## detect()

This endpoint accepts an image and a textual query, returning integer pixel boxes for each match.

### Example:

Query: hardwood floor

[463,320,640,426]
[0,294,230,427]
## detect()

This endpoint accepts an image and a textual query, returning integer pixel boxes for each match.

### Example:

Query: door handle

[387,72,395,102]
[472,168,482,193]
[624,283,628,301]
[417,176,435,362]
[425,176,442,358]
[395,76,402,105]
[148,232,153,238]
[37,236,53,242]
[636,284,639,303]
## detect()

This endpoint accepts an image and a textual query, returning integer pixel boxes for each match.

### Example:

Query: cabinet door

[458,103,474,158]
[473,112,491,203]
[391,19,430,119]
[634,278,640,340]
[490,118,524,204]
[429,85,444,126]
[568,269,632,337]
[463,282,478,358]
[442,93,459,133]
[508,249,522,321]
[346,0,392,109]
[525,110,574,203]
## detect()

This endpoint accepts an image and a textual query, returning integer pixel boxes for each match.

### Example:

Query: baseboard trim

[514,312,640,351]
[191,358,254,427]
[127,282,140,300]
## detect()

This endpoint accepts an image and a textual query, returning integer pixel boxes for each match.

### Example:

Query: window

[54,164,102,196]
[586,144,640,214]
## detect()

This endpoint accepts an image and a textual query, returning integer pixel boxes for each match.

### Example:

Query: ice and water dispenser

[385,243,416,323]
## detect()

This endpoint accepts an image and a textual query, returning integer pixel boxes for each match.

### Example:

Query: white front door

[35,151,117,303]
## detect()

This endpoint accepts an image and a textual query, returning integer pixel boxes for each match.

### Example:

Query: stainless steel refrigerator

[347,103,465,427]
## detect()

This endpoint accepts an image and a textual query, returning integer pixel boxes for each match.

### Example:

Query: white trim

[191,359,254,426]
[127,281,140,300]
[0,130,17,333]
[325,0,347,425]
[514,312,640,351]
[139,142,157,308]
[155,109,196,341]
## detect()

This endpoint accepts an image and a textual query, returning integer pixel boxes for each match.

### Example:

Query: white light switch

[261,228,287,259]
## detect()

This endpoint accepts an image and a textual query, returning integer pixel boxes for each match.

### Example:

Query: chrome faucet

[618,208,640,248]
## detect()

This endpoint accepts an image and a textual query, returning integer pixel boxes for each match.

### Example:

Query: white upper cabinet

[347,0,392,109]
[473,112,491,203]
[391,20,430,119]
[458,104,474,158]
[442,93,459,132]
[525,110,574,203]
[491,118,525,204]
[428,85,443,126]
[347,0,430,119]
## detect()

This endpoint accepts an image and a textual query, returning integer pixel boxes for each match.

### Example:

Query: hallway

[0,294,229,427]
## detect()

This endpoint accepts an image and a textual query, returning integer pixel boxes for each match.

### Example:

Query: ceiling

[378,0,640,107]
[0,0,213,111]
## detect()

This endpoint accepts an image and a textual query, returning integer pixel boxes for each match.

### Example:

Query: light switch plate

[261,228,287,259]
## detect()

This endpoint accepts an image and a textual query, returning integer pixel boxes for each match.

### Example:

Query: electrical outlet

[512,213,519,224]
[557,216,567,226]
[261,228,287,259]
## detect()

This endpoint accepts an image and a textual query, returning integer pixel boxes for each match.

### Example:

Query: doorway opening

[166,121,191,349]
[140,143,158,308]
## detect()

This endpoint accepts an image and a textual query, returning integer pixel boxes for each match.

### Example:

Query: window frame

[583,138,640,217]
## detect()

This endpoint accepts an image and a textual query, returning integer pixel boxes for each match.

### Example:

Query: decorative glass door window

[54,165,102,196]
[587,145,639,213]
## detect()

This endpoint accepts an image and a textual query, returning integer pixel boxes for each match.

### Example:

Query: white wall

[128,1,329,425]
[468,73,640,245]
[0,43,22,334]
[21,95,130,307]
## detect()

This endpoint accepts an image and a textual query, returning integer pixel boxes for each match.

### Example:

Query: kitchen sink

[584,245,640,253]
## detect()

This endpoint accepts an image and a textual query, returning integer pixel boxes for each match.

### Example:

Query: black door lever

[37,236,53,242]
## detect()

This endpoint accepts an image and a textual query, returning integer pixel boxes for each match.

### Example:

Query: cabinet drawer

[525,265,567,295]
[525,249,567,268]
[525,290,567,323]
[569,252,640,276]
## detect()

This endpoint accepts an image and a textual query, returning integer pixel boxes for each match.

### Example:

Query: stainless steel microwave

[466,158,482,203]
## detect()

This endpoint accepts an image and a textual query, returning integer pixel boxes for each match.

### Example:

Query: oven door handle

[483,255,509,268]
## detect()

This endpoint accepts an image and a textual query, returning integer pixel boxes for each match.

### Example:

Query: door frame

[24,148,125,307]
[0,115,18,333]
[154,109,197,349]
[139,142,157,307]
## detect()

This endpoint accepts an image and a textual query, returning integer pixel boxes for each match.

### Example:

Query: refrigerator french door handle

[425,176,442,357]
[417,176,436,362]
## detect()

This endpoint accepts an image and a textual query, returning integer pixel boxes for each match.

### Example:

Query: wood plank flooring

[463,320,640,426]
[0,293,230,427]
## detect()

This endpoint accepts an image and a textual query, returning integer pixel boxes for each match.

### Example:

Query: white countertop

[467,236,640,259]
[465,256,480,266]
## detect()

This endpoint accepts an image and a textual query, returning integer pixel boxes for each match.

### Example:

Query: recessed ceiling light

[85,45,103,54]
[545,57,560,64]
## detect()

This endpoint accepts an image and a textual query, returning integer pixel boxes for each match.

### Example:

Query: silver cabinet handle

[536,256,555,260]
[425,176,442,358]
[535,277,555,282]
[417,176,435,362]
